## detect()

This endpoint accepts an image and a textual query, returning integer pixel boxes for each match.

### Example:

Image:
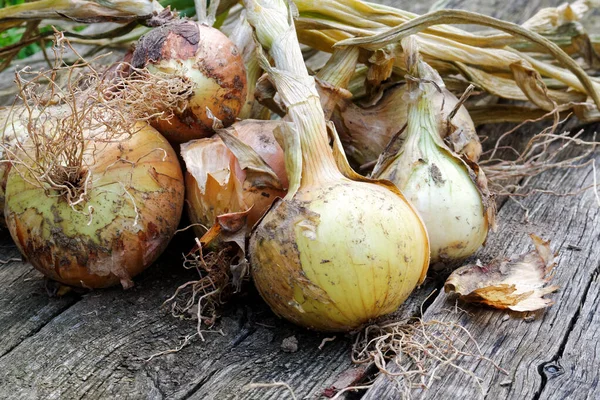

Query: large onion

[246,0,429,332]
[131,19,247,143]
[181,119,288,237]
[5,122,184,288]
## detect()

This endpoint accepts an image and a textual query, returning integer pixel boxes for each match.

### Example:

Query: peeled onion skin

[4,124,185,289]
[132,19,247,144]
[182,120,288,238]
[250,180,430,332]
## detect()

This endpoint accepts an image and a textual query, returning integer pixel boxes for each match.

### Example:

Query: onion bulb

[131,19,247,143]
[181,119,288,238]
[372,37,494,264]
[246,0,429,332]
[5,121,184,288]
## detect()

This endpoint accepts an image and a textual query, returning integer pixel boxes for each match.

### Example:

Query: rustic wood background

[0,0,599,399]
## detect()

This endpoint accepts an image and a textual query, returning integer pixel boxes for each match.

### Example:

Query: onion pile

[245,0,429,332]
[131,19,247,143]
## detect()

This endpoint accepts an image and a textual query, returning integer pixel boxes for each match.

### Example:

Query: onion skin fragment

[4,124,185,289]
[182,120,288,238]
[132,19,247,143]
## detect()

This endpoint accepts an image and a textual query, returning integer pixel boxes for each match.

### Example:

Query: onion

[372,37,494,264]
[181,119,288,238]
[131,19,247,143]
[5,121,184,288]
[246,0,429,332]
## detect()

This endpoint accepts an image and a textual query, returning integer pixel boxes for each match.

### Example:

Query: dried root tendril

[351,307,505,398]
[163,242,236,341]
[481,119,599,199]
[103,63,195,124]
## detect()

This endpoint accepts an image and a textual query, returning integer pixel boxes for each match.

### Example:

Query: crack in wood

[533,262,600,400]
[180,369,219,400]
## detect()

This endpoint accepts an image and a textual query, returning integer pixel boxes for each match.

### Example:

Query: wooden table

[1,1,599,399]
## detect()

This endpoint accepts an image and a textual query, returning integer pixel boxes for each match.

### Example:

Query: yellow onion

[131,19,247,143]
[181,119,288,238]
[246,0,429,332]
[5,122,184,288]
[372,38,494,264]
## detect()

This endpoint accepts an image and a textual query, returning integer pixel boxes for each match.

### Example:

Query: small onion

[5,122,185,288]
[131,19,247,143]
[373,38,494,264]
[181,119,288,237]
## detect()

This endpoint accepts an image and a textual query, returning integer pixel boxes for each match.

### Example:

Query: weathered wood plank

[363,128,600,399]
[0,235,445,400]
[536,224,600,399]
[0,234,79,358]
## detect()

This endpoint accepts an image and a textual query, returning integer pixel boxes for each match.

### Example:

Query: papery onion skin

[5,123,184,288]
[250,180,429,332]
[182,120,288,237]
[332,84,481,166]
[132,20,247,144]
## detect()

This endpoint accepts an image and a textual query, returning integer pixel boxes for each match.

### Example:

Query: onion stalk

[313,48,481,168]
[245,0,429,332]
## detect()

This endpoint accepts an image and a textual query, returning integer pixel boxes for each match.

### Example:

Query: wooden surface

[1,0,599,399]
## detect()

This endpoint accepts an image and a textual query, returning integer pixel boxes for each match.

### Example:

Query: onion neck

[316,47,359,120]
[245,0,343,187]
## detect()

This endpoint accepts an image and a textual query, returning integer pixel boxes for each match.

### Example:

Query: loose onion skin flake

[5,123,185,289]
[132,19,247,143]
